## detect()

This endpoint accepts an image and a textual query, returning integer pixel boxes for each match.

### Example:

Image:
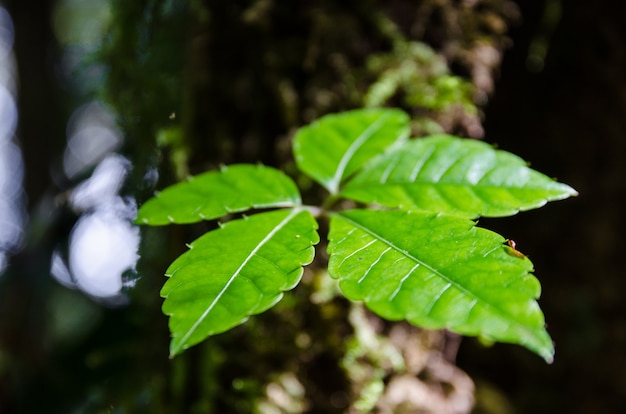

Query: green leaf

[340,136,578,218]
[162,208,319,356]
[293,108,410,194]
[136,164,301,225]
[328,209,554,362]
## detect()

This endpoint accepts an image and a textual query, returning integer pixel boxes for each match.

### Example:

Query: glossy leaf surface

[341,136,578,218]
[293,108,410,194]
[328,209,554,362]
[162,209,319,356]
[137,164,301,225]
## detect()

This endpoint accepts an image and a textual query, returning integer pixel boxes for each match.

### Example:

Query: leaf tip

[168,346,182,359]
[539,342,555,364]
[566,185,579,197]
[169,337,189,358]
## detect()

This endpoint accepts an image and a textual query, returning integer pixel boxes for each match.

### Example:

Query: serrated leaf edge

[137,164,302,225]
[341,136,577,218]
[167,207,305,356]
[331,211,554,361]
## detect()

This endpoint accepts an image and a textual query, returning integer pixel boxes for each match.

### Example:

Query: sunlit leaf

[328,209,554,362]
[137,108,577,362]
[137,164,301,225]
[162,208,319,356]
[293,108,410,194]
[340,136,578,218]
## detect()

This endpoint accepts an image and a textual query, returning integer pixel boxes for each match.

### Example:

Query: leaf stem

[301,205,324,217]
[322,194,341,211]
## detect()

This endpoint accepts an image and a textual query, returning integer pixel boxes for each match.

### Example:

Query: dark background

[0,0,624,412]
[462,1,625,413]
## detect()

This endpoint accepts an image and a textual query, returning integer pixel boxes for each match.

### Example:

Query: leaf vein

[389,263,420,301]
[379,155,401,184]
[424,282,452,316]
[175,208,301,350]
[330,113,390,193]
[339,239,377,268]
[338,213,538,338]
[409,144,435,181]
[358,246,392,283]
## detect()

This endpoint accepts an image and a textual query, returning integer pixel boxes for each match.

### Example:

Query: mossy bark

[98,1,519,412]
[1,0,519,413]
[101,1,519,412]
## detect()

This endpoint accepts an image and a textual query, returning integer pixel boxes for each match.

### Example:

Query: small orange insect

[505,239,527,259]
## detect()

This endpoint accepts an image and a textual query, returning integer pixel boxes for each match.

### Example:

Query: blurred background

[0,0,624,412]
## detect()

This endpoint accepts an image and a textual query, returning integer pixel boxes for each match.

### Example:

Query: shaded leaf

[137,164,301,225]
[162,209,319,356]
[293,108,410,194]
[340,136,578,218]
[328,209,554,362]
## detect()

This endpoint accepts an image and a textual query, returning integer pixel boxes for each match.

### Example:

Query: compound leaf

[340,135,578,218]
[328,209,554,362]
[137,164,301,225]
[162,208,319,356]
[293,108,410,194]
